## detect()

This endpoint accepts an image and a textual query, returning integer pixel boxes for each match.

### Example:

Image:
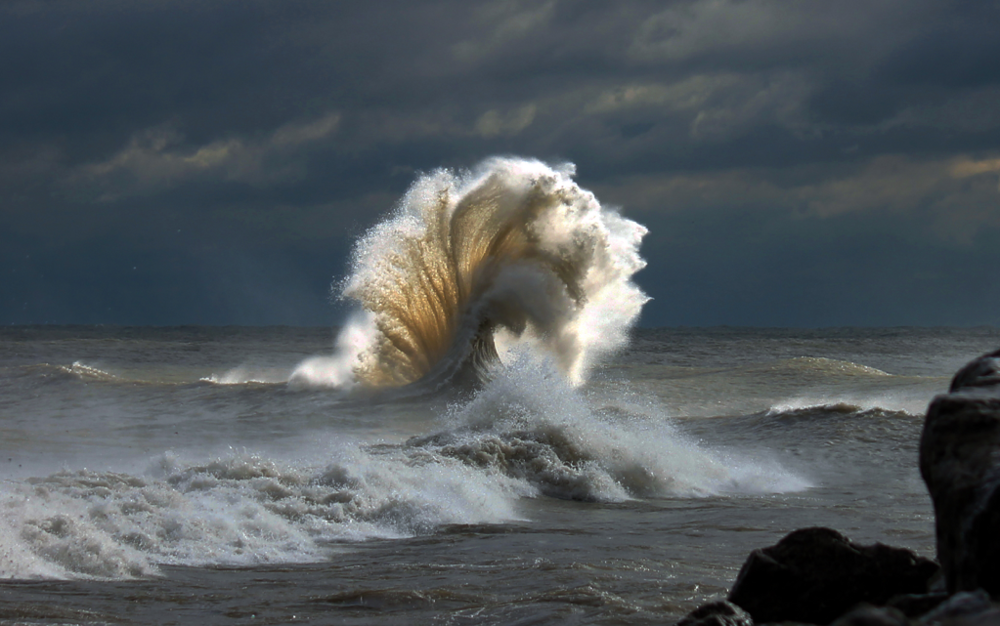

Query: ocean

[2,324,997,625]
[1,158,995,624]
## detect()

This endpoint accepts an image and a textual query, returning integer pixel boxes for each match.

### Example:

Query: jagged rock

[727,527,938,625]
[920,349,1000,597]
[676,600,753,626]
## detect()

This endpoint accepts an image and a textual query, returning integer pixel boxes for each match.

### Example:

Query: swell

[291,157,649,390]
[3,362,283,389]
[763,402,919,420]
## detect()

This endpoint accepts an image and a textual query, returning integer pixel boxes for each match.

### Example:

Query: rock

[949,350,1000,393]
[676,600,753,626]
[828,605,908,626]
[884,591,949,618]
[918,589,993,624]
[727,527,938,625]
[920,350,1000,597]
[955,609,1000,626]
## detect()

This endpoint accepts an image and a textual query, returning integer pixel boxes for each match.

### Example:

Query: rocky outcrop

[677,349,1000,626]
[724,527,937,625]
[920,349,1000,597]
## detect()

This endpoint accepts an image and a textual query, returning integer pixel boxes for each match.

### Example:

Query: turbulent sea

[3,326,998,625]
[2,159,998,624]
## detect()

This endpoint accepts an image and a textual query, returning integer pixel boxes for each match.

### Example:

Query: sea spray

[291,157,649,389]
[408,355,811,500]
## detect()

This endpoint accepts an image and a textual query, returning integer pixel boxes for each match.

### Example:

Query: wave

[0,445,531,580]
[59,361,122,382]
[765,402,915,420]
[5,361,127,385]
[200,366,289,385]
[10,361,290,388]
[765,395,928,419]
[407,357,811,501]
[779,357,891,377]
[0,359,810,581]
[291,157,649,390]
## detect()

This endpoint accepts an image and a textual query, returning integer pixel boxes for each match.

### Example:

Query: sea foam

[0,443,530,580]
[410,355,812,501]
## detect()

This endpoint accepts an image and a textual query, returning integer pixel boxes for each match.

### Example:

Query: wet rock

[727,527,938,625]
[920,350,1000,597]
[676,600,752,626]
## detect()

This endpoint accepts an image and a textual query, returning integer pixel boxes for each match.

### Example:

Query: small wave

[200,366,289,385]
[766,398,923,419]
[56,361,122,382]
[784,357,891,377]
[291,157,649,390]
[34,362,186,387]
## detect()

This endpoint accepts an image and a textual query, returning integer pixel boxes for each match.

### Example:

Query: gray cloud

[596,153,1000,243]
[2,0,999,326]
[71,112,341,199]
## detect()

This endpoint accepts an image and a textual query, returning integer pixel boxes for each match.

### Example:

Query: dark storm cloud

[2,0,999,326]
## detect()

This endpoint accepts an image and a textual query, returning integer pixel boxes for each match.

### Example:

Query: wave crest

[292,157,649,389]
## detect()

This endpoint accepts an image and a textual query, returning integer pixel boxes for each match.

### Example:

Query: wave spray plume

[292,157,649,389]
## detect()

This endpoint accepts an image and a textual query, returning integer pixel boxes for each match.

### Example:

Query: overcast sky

[3,0,999,327]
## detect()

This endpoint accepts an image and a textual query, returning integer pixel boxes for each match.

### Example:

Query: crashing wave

[292,157,649,390]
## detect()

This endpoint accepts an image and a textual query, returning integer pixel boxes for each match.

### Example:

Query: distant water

[2,324,997,624]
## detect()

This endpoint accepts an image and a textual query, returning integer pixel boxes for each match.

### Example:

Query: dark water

[1,325,997,625]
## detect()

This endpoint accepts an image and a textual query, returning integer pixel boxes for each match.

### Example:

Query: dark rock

[727,527,938,625]
[921,350,1000,597]
[884,591,949,617]
[828,605,908,626]
[949,350,1000,393]
[676,600,753,626]
[959,609,1000,626]
[919,589,993,624]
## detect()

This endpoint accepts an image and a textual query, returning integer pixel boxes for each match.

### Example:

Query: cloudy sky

[3,0,999,327]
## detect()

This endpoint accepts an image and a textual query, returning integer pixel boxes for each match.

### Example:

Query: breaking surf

[291,157,649,392]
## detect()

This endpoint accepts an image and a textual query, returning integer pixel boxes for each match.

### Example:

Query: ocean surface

[2,324,998,625]
[2,158,994,624]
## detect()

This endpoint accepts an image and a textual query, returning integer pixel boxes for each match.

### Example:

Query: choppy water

[2,325,996,625]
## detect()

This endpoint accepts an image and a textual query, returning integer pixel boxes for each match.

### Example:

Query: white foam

[0,441,529,580]
[415,355,812,501]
